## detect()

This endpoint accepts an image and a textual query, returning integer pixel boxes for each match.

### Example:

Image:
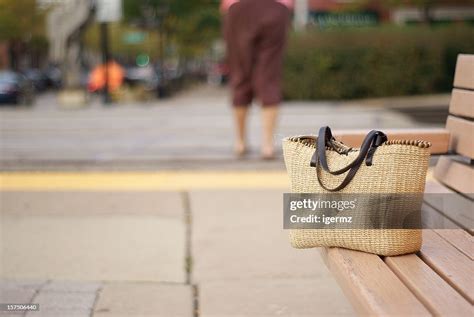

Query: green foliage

[84,23,162,58]
[283,26,474,100]
[122,0,220,58]
[123,0,218,21]
[0,0,46,41]
[173,7,221,58]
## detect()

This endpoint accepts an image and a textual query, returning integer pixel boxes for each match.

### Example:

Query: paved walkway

[0,86,449,316]
[0,85,448,171]
[1,184,354,317]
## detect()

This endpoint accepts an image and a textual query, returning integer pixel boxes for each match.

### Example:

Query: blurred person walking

[222,0,292,159]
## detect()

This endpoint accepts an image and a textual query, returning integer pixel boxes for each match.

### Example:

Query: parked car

[0,71,35,105]
[125,65,160,93]
[154,63,187,97]
[207,61,229,86]
[23,68,49,92]
[44,65,63,89]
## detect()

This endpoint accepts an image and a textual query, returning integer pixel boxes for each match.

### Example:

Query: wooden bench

[320,54,474,316]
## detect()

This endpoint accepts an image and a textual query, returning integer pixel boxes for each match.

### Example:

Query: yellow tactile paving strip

[0,171,290,191]
[0,169,435,191]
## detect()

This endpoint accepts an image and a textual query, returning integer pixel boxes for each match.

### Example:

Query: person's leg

[253,3,290,158]
[224,3,255,156]
[233,105,249,155]
[262,105,278,158]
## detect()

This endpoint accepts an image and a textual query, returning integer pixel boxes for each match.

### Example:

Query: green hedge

[283,26,474,100]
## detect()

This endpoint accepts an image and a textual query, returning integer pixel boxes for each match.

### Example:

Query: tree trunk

[421,4,433,25]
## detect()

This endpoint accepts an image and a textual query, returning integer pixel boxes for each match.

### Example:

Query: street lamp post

[140,2,169,98]
[156,5,169,98]
[100,22,111,104]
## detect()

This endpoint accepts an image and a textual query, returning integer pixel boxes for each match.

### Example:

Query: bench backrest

[434,54,474,194]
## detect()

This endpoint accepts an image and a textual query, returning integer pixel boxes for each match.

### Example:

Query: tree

[122,0,221,58]
[0,0,46,41]
[0,0,48,68]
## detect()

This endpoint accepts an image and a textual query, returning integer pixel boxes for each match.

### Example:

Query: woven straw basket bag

[282,126,431,256]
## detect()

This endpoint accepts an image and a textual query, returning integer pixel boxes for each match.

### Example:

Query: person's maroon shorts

[224,0,290,107]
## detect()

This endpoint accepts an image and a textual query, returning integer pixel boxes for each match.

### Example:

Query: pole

[158,21,165,98]
[294,0,309,31]
[156,5,169,99]
[100,22,111,104]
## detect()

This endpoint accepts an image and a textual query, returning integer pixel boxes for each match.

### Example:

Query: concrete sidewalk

[1,184,354,317]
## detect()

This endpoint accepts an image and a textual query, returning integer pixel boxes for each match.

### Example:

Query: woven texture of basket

[282,134,431,256]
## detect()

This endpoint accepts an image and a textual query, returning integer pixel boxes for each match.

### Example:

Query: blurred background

[0,0,473,106]
[0,1,473,316]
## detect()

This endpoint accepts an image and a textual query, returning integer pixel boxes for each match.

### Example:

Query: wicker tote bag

[282,126,431,256]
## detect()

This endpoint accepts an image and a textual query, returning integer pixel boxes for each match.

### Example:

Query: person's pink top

[220,0,294,12]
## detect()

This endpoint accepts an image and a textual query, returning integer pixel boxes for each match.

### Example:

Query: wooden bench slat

[385,254,473,316]
[320,55,474,315]
[319,248,431,316]
[419,230,474,303]
[434,229,474,261]
[450,89,474,119]
[434,156,474,195]
[333,129,450,155]
[446,116,474,159]
[424,179,474,232]
[454,54,474,90]
[421,203,462,230]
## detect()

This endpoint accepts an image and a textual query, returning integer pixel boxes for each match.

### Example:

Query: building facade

[295,0,474,29]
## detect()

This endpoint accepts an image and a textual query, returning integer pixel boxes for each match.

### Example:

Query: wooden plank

[319,248,431,316]
[446,116,474,158]
[424,179,474,233]
[434,229,474,260]
[454,54,474,90]
[421,203,462,230]
[419,230,474,303]
[385,254,473,316]
[434,156,474,195]
[450,88,474,119]
[333,128,450,155]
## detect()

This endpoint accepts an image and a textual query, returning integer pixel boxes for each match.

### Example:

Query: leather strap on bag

[310,126,387,192]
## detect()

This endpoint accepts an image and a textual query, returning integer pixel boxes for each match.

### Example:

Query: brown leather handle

[311,126,387,192]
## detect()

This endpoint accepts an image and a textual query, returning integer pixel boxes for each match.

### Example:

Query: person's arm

[220,0,239,13]
[278,0,294,10]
